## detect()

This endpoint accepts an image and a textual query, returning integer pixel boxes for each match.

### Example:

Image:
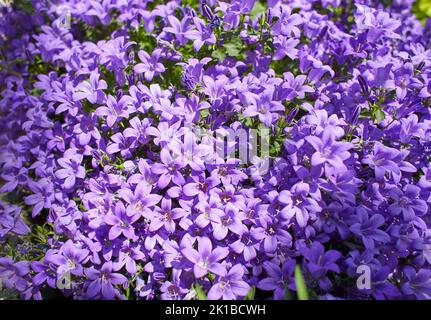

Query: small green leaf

[374,109,385,123]
[294,264,309,300]
[244,286,256,300]
[224,42,241,57]
[211,49,226,61]
[194,283,207,300]
[200,109,210,118]
[250,1,266,19]
[207,272,215,282]
[285,287,291,300]
[241,116,254,127]
[15,0,35,13]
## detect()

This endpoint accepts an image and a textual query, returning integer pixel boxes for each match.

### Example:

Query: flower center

[198,258,209,269]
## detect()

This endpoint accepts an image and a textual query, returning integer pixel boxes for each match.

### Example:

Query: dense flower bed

[1,0,431,300]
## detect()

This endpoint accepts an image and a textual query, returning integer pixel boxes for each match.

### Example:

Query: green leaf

[200,109,210,118]
[285,287,291,300]
[224,42,241,57]
[294,264,309,300]
[413,0,431,23]
[241,116,254,127]
[374,109,385,123]
[194,283,207,300]
[207,272,215,282]
[244,286,256,300]
[250,1,266,19]
[15,0,35,13]
[211,49,226,62]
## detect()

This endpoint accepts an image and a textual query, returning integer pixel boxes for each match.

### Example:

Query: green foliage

[211,32,247,62]
[129,29,157,53]
[13,0,35,13]
[269,117,289,158]
[413,0,431,23]
[250,1,266,19]
[285,286,291,300]
[362,100,386,124]
[0,222,58,263]
[244,286,256,300]
[294,264,309,300]
[192,283,207,300]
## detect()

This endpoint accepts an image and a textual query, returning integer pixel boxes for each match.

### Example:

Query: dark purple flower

[401,266,431,300]
[85,261,128,300]
[301,242,341,291]
[350,209,390,249]
[257,258,296,300]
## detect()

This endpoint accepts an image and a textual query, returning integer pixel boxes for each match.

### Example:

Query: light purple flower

[181,237,228,278]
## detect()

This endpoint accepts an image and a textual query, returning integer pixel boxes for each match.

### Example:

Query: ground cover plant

[1,0,431,300]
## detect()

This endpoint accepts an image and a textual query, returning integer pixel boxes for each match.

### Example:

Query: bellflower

[134,49,166,82]
[2,0,431,301]
[85,261,128,300]
[181,237,228,278]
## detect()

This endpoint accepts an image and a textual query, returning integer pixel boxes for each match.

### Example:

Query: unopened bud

[202,4,214,21]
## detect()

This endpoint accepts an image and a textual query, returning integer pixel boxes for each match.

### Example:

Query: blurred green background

[413,0,431,23]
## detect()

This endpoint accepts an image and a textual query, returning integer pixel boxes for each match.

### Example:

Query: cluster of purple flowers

[1,0,431,300]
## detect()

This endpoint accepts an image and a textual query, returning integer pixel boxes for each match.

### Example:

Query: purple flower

[0,205,29,237]
[31,260,58,289]
[183,174,219,199]
[55,150,86,189]
[306,128,352,171]
[189,17,216,52]
[73,73,107,104]
[118,183,161,216]
[281,72,314,100]
[229,229,260,262]
[23,178,54,217]
[401,266,431,300]
[160,272,189,300]
[114,241,146,275]
[242,87,284,127]
[147,198,186,234]
[278,183,320,227]
[104,202,141,240]
[257,258,296,300]
[301,242,341,291]
[181,237,228,278]
[2,0,431,302]
[273,36,299,61]
[95,95,135,127]
[0,258,30,292]
[163,16,195,45]
[362,142,401,180]
[211,203,245,241]
[152,148,186,188]
[134,49,166,82]
[85,261,128,300]
[208,264,250,299]
[388,185,428,221]
[47,240,89,276]
[349,209,390,249]
[271,6,302,37]
[254,215,292,253]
